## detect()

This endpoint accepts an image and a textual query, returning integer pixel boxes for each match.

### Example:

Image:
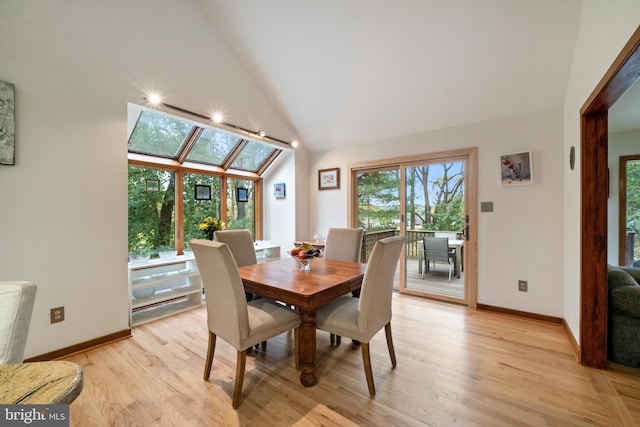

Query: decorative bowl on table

[290,244,322,273]
[295,254,315,272]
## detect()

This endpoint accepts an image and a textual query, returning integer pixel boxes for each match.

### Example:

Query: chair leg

[361,342,376,397]
[329,333,342,345]
[384,323,397,367]
[203,331,216,380]
[294,328,300,370]
[232,350,247,409]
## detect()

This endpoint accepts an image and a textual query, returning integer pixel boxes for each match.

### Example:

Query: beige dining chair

[315,235,404,397]
[214,229,268,350]
[190,239,301,408]
[322,227,365,345]
[0,281,37,364]
[214,229,257,267]
[423,236,456,282]
[323,227,365,262]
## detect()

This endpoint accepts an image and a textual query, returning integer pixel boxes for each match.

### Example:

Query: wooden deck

[402,258,465,299]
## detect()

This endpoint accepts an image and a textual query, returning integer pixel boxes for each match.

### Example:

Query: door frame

[347,147,478,308]
[581,26,640,368]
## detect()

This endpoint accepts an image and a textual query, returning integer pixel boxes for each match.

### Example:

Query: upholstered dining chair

[0,281,37,364]
[214,229,268,351]
[322,227,365,345]
[315,236,404,397]
[422,236,456,283]
[214,229,257,268]
[190,239,300,408]
[323,227,365,262]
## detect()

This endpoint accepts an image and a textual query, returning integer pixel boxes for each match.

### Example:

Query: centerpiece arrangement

[199,216,225,240]
[290,243,322,272]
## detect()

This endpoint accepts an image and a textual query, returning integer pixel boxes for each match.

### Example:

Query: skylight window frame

[128,105,284,175]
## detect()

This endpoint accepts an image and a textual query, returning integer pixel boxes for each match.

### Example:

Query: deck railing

[360,229,462,262]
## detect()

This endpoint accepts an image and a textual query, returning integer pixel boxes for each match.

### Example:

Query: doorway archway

[581,26,640,368]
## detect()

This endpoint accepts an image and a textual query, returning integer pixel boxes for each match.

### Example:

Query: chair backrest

[190,239,249,348]
[434,231,458,240]
[357,236,404,340]
[0,281,37,364]
[214,229,257,267]
[423,237,451,263]
[323,227,364,262]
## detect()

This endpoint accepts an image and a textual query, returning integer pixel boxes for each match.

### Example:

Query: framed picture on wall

[236,187,248,202]
[195,184,212,200]
[499,151,533,186]
[318,167,340,190]
[274,183,286,199]
[0,80,15,166]
[145,179,160,192]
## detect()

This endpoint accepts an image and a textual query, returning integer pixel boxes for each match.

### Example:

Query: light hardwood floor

[65,294,640,426]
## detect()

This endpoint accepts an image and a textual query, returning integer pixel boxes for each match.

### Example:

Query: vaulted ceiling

[196,1,633,151]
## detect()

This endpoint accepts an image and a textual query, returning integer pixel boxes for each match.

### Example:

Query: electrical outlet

[518,280,528,292]
[50,306,65,323]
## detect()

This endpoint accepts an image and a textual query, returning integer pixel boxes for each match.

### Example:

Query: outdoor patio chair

[423,236,456,283]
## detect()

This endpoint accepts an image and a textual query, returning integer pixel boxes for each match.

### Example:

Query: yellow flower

[200,216,225,239]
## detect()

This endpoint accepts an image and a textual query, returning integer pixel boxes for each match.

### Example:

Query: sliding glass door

[350,149,476,306]
[355,168,401,287]
[404,161,465,302]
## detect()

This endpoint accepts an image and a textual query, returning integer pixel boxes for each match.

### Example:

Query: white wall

[608,129,640,265]
[263,150,300,256]
[309,108,565,317]
[0,0,297,358]
[563,1,640,341]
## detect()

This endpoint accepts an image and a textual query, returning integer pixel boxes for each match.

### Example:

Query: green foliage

[226,178,255,237]
[626,160,640,259]
[128,166,175,252]
[183,173,222,247]
[356,170,400,231]
[425,194,464,231]
[356,163,464,233]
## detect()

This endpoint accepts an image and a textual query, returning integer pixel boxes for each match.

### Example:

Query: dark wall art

[0,80,16,165]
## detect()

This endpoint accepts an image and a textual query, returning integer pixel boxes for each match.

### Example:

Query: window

[128,166,175,254]
[186,128,237,166]
[128,104,281,172]
[128,111,194,158]
[128,104,275,253]
[227,178,255,237]
[183,173,222,248]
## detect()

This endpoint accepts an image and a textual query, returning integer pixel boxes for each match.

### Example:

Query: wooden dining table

[239,257,366,387]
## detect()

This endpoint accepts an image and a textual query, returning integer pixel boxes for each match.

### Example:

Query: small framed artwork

[318,167,340,190]
[274,183,286,199]
[0,80,16,166]
[145,178,160,192]
[499,151,533,186]
[195,184,212,200]
[236,187,249,202]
